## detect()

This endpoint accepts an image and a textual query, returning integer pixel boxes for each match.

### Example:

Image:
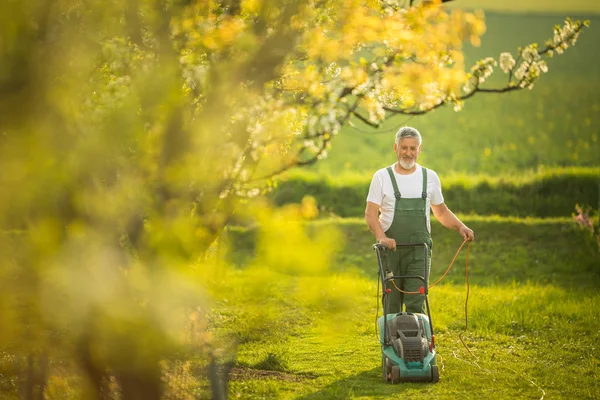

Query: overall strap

[385,167,401,199]
[421,167,428,199]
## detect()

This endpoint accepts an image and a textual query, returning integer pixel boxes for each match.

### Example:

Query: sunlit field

[223,217,600,399]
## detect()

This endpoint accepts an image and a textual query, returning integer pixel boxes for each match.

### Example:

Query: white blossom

[470,57,496,85]
[514,62,529,80]
[326,62,341,78]
[463,78,475,93]
[247,188,260,197]
[499,52,516,73]
[521,47,538,62]
[553,33,561,44]
[352,80,373,96]
[552,19,584,52]
[529,63,540,76]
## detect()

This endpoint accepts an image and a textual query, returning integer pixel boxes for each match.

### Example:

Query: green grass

[222,216,600,399]
[239,284,600,399]
[228,215,600,289]
[308,13,600,177]
[3,209,598,399]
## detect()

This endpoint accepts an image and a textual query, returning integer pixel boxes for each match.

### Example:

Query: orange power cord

[388,239,475,356]
[385,241,545,396]
[390,239,471,294]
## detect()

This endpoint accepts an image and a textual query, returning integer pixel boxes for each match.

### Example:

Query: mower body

[373,242,439,383]
[379,312,438,382]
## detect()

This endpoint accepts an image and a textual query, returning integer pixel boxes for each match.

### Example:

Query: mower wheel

[381,355,389,382]
[431,365,440,383]
[391,366,400,384]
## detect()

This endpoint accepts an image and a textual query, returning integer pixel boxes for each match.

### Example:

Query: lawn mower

[373,242,439,384]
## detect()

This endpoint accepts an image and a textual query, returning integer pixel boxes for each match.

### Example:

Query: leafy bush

[268,167,599,218]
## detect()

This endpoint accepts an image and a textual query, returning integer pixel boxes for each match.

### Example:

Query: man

[365,126,474,314]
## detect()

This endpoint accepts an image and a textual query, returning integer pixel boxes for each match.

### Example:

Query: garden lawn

[226,216,600,399]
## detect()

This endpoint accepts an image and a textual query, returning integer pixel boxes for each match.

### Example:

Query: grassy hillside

[222,217,600,399]
[307,13,600,177]
[446,0,600,15]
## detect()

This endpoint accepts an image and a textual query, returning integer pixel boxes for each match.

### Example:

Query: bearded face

[394,137,421,171]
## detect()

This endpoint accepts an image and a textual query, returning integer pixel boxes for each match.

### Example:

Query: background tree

[0,0,588,398]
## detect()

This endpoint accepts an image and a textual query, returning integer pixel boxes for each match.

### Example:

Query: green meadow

[214,217,600,399]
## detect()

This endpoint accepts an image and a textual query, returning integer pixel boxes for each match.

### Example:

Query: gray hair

[395,126,422,146]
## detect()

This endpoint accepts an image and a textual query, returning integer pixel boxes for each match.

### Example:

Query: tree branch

[383,101,445,115]
[351,111,381,128]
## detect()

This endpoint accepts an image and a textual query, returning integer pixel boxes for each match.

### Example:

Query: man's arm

[365,201,396,250]
[431,203,475,241]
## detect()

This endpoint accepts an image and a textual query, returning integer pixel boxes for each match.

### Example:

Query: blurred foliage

[0,0,590,398]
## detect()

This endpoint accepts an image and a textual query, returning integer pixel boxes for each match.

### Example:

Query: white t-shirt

[366,163,444,233]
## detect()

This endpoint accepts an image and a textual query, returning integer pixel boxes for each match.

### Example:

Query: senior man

[365,126,474,314]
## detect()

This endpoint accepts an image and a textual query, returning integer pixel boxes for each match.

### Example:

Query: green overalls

[384,166,432,314]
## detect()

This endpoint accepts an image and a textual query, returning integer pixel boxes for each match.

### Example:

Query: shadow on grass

[296,367,438,400]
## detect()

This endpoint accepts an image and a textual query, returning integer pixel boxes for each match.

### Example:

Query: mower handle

[373,241,431,291]
[373,242,429,251]
[373,243,388,252]
[384,274,426,284]
[373,242,435,348]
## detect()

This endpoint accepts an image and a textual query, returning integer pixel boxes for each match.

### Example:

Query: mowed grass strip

[240,285,599,399]
[227,216,600,399]
[231,282,600,399]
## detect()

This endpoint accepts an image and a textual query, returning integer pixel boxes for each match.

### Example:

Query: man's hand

[459,226,475,242]
[378,237,397,251]
[432,203,475,242]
